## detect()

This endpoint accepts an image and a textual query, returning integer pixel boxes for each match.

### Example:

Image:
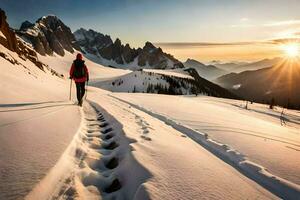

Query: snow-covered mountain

[74,28,184,69]
[184,58,227,80]
[17,15,81,56]
[0,9,61,76]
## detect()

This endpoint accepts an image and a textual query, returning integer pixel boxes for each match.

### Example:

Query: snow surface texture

[26,89,277,199]
[111,93,300,199]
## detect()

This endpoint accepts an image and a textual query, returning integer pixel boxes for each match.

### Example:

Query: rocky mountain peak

[143,41,156,50]
[20,20,34,31]
[36,15,61,27]
[114,38,122,46]
[0,9,51,71]
[17,15,80,56]
[185,58,205,66]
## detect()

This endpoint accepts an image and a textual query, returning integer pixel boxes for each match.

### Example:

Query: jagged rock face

[74,28,184,69]
[0,9,53,71]
[0,9,18,52]
[122,43,138,63]
[20,21,34,31]
[18,15,80,56]
[137,42,184,69]
[74,28,112,55]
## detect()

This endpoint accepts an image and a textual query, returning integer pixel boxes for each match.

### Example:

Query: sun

[282,43,299,58]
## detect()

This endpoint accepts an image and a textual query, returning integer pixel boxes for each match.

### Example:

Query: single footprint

[104,179,121,193]
[103,141,119,150]
[141,135,152,141]
[105,157,119,169]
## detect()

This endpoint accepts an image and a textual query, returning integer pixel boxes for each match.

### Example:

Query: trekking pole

[69,79,72,101]
[85,81,88,100]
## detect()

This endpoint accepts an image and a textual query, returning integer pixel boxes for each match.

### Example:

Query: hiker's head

[76,53,83,60]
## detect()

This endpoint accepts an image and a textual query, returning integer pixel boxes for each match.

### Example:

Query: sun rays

[267,46,300,101]
[281,43,299,58]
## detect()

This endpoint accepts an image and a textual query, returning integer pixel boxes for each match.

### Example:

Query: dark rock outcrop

[20,21,34,31]
[0,8,18,52]
[17,15,81,56]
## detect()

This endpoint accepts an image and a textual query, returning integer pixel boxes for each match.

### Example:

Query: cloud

[240,18,249,22]
[269,38,300,44]
[155,42,259,48]
[263,20,300,27]
[230,19,300,29]
[230,24,255,28]
[156,39,300,48]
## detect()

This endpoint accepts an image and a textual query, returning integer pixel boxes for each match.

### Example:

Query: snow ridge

[111,95,300,200]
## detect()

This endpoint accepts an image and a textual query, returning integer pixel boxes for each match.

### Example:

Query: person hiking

[69,53,89,106]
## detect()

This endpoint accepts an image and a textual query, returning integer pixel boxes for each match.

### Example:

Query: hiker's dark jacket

[69,58,89,83]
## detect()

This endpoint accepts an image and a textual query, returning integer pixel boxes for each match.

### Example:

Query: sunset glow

[282,43,299,58]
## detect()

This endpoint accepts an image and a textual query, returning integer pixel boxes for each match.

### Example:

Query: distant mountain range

[211,57,282,73]
[74,28,184,70]
[216,60,300,108]
[183,58,227,80]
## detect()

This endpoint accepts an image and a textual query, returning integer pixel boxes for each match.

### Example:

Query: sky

[1,0,300,62]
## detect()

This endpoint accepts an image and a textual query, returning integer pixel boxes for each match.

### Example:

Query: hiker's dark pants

[75,82,85,102]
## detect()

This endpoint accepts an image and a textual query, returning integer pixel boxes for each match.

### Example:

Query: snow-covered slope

[111,93,300,198]
[91,69,237,99]
[92,70,194,94]
[143,68,193,79]
[26,88,278,200]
